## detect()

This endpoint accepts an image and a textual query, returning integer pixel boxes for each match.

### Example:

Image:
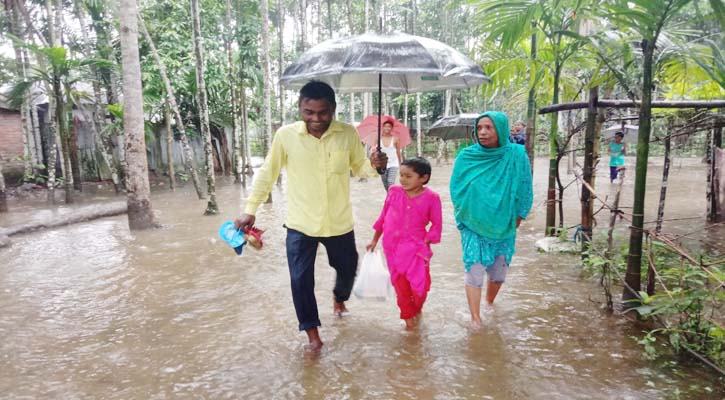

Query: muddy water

[1,156,722,399]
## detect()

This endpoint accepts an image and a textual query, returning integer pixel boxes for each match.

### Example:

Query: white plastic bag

[353,250,393,300]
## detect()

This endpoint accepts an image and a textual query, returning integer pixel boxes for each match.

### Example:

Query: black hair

[401,157,432,185]
[382,120,394,126]
[299,80,336,106]
[615,131,624,138]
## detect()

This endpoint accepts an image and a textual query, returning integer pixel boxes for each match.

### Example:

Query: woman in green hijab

[450,111,533,328]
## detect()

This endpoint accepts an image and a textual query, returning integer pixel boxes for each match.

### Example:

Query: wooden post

[709,123,723,222]
[655,121,673,233]
[580,86,598,254]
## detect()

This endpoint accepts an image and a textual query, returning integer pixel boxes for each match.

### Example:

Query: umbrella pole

[377,73,385,173]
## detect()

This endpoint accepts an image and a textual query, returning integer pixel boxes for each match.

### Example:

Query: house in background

[0,99,24,181]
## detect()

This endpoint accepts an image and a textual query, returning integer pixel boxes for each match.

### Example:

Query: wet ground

[1,156,723,399]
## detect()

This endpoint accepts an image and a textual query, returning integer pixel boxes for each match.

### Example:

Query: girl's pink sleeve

[425,194,443,244]
[373,190,392,232]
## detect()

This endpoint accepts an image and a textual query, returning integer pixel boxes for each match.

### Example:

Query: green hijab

[450,111,527,240]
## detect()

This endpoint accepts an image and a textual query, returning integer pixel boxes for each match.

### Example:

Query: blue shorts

[464,255,509,287]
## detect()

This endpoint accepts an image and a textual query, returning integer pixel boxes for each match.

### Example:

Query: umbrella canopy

[427,113,480,141]
[280,31,489,164]
[280,32,490,93]
[357,115,411,148]
[603,124,638,144]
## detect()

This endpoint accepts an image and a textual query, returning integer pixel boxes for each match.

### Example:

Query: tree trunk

[138,14,204,199]
[364,0,369,32]
[349,94,356,124]
[403,94,408,158]
[655,126,672,233]
[30,97,43,169]
[708,124,723,222]
[580,86,598,254]
[7,0,35,177]
[240,85,251,186]
[44,0,59,203]
[45,92,58,203]
[525,28,537,173]
[53,0,81,195]
[55,81,74,204]
[416,93,422,157]
[260,0,273,156]
[68,114,82,191]
[77,102,121,192]
[326,0,333,38]
[225,0,243,184]
[119,0,157,230]
[190,0,218,215]
[0,160,7,212]
[624,41,656,306]
[545,60,562,236]
[346,0,354,34]
[567,116,575,175]
[164,102,176,190]
[277,0,285,126]
[298,0,307,52]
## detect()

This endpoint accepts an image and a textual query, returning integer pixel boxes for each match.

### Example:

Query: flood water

[1,156,723,399]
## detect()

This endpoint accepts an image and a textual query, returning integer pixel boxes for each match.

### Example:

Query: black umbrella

[427,113,481,141]
[280,32,490,169]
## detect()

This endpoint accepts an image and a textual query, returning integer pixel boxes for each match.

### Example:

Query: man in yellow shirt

[235,81,387,352]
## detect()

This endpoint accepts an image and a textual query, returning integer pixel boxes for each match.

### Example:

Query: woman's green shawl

[450,111,530,240]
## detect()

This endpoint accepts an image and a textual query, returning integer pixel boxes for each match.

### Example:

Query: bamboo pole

[580,87,598,254]
[539,100,725,114]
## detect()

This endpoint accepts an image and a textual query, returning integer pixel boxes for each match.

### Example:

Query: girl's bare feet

[333,300,348,317]
[404,318,417,330]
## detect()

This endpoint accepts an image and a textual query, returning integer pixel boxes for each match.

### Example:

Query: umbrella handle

[376,73,386,175]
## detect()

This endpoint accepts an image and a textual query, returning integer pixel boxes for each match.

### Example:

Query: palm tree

[118,0,157,229]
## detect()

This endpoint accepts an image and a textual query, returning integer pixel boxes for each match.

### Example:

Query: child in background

[366,157,442,329]
[609,132,626,182]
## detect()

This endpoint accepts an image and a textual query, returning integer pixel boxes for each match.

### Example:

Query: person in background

[509,121,526,146]
[609,132,626,182]
[234,80,387,352]
[376,118,403,191]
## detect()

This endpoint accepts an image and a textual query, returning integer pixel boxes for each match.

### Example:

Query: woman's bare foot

[404,318,417,330]
[468,318,482,330]
[333,300,348,317]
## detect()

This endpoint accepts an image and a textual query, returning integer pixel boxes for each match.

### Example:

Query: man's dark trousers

[285,228,358,331]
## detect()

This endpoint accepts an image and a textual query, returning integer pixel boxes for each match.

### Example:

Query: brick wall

[0,108,24,178]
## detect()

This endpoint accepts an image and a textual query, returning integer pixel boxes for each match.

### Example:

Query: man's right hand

[234,213,256,230]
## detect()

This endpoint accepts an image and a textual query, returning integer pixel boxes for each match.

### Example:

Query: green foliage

[584,234,725,369]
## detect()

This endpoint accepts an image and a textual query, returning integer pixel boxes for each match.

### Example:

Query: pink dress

[373,186,443,299]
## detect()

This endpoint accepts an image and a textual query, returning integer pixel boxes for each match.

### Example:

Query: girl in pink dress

[366,157,443,329]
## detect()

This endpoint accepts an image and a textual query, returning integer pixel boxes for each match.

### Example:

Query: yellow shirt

[244,120,379,237]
